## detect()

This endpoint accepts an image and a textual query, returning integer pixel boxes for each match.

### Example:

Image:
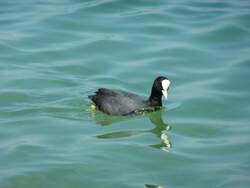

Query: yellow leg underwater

[90,104,97,110]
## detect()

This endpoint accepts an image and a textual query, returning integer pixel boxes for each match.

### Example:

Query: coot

[88,76,170,116]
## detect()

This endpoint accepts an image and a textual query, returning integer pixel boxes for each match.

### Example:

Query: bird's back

[88,88,147,115]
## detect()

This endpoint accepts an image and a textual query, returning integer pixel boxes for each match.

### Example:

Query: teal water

[1,0,250,187]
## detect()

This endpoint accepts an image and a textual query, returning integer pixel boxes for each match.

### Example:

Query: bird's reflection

[145,184,163,188]
[91,108,172,151]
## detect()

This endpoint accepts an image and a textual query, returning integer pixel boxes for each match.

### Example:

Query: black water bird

[88,76,171,116]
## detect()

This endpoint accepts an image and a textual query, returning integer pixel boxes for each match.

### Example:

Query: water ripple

[0,0,250,187]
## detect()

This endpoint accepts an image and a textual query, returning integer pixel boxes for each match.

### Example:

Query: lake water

[0,0,250,187]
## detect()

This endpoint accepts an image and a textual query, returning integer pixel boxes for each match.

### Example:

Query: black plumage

[88,76,170,116]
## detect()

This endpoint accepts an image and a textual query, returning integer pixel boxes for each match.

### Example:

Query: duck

[88,76,170,116]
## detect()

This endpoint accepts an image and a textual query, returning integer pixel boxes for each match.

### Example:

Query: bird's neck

[149,88,162,107]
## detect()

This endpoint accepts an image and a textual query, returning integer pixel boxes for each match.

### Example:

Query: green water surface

[0,0,250,188]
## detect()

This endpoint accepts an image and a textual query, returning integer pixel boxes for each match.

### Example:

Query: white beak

[162,89,168,99]
[161,79,170,100]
